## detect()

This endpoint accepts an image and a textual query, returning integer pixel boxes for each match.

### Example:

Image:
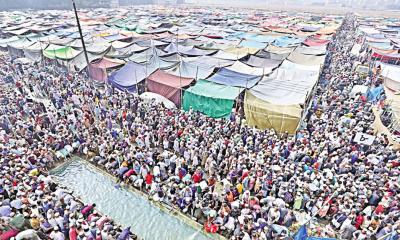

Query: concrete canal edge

[50,155,227,240]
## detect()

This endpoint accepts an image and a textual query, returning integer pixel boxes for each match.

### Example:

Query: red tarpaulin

[91,57,125,69]
[146,70,194,107]
[372,51,400,63]
[303,38,330,47]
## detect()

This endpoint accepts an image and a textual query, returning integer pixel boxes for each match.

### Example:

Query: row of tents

[0,6,336,134]
[352,17,400,145]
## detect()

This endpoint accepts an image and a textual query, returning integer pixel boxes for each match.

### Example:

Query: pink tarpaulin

[88,66,107,82]
[146,70,194,107]
[89,57,125,82]
[91,57,125,69]
[303,38,330,47]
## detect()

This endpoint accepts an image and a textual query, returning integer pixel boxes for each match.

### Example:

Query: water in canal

[50,157,214,240]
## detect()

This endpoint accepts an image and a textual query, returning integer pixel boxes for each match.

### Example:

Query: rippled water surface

[50,158,213,240]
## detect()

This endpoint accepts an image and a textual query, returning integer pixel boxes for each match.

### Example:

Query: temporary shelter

[88,57,125,82]
[207,67,261,88]
[244,61,320,134]
[43,44,82,60]
[146,69,194,107]
[183,79,243,118]
[108,61,150,92]
[380,63,400,91]
[245,55,282,69]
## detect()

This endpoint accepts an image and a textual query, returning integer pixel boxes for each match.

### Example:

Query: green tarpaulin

[43,45,82,60]
[183,79,243,118]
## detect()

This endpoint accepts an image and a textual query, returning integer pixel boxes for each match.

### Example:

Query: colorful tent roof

[183,79,243,118]
[43,45,82,60]
[147,69,194,107]
[108,61,149,92]
[207,68,261,88]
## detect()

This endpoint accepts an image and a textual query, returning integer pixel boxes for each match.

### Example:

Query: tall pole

[71,0,90,74]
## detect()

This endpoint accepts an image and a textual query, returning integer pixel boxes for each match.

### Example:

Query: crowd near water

[0,13,399,240]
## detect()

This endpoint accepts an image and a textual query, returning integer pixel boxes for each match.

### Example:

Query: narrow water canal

[50,157,214,240]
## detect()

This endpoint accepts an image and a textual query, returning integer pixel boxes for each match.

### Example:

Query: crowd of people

[0,43,135,240]
[0,14,399,240]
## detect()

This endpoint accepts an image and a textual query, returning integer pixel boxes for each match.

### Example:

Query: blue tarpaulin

[272,36,303,47]
[239,40,268,49]
[206,68,261,88]
[294,225,308,240]
[246,35,277,43]
[108,62,148,92]
[367,85,384,102]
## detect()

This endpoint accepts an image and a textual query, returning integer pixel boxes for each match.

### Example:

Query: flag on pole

[294,225,308,240]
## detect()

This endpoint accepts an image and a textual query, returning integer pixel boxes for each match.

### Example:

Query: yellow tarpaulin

[372,107,400,150]
[225,46,259,55]
[266,45,294,55]
[244,91,302,134]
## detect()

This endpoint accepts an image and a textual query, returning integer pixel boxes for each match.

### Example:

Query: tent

[239,40,268,49]
[191,55,234,67]
[167,60,215,79]
[272,36,303,47]
[266,45,295,55]
[249,61,320,105]
[108,61,150,92]
[183,79,243,118]
[43,45,82,60]
[106,44,149,59]
[244,91,303,134]
[243,34,277,43]
[7,39,34,58]
[143,55,180,74]
[207,67,261,88]
[295,46,327,55]
[89,57,125,82]
[0,36,19,48]
[23,42,47,62]
[212,50,248,60]
[146,69,194,107]
[303,38,330,47]
[287,51,326,66]
[226,61,269,76]
[163,43,216,56]
[64,52,102,72]
[245,55,282,69]
[380,63,400,91]
[126,47,166,63]
[225,46,259,55]
[372,51,400,64]
[256,49,290,61]
[244,61,320,134]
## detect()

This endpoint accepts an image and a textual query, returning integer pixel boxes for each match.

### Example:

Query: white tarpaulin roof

[287,51,326,66]
[167,60,215,79]
[227,61,270,76]
[212,50,247,60]
[249,61,319,105]
[381,63,400,91]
